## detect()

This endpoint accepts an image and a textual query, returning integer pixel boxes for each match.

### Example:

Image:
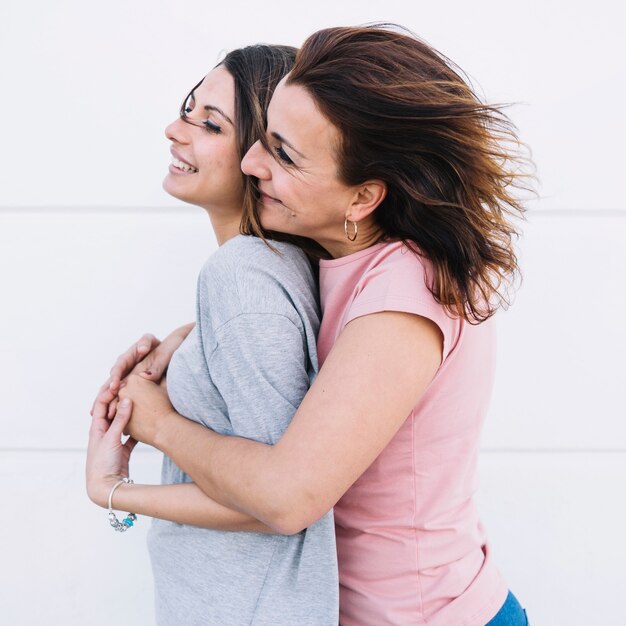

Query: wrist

[152,409,183,453]
[106,478,138,533]
[88,474,127,509]
[152,410,220,480]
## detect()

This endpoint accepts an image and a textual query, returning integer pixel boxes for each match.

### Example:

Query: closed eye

[181,107,222,134]
[202,119,222,134]
[274,146,294,165]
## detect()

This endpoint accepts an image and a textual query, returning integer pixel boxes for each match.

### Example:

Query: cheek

[294,183,337,221]
[222,148,245,182]
[196,135,239,169]
[273,173,307,208]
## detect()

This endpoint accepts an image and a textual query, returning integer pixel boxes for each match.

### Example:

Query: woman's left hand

[118,374,176,447]
[86,398,138,508]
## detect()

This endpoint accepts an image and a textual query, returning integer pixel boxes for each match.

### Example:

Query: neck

[202,206,242,246]
[322,220,385,259]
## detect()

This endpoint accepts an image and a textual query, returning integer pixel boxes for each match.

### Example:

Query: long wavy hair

[251,25,533,322]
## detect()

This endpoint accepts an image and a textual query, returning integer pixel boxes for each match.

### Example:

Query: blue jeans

[485,591,529,625]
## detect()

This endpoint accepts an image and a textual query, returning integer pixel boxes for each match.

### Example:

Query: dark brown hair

[283,25,532,322]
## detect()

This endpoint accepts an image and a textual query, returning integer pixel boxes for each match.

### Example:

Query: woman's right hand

[91,323,195,421]
[86,397,138,509]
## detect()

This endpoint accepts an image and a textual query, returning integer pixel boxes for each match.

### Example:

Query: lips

[259,189,282,204]
[170,148,198,173]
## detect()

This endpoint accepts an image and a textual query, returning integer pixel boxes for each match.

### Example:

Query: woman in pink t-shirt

[100,25,531,625]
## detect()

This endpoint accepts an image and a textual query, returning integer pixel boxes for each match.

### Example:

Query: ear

[347,180,387,222]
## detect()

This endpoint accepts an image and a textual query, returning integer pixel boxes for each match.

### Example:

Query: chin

[163,176,195,204]
[260,217,286,235]
[258,208,289,235]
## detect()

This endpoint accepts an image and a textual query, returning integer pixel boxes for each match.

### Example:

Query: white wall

[1,1,624,624]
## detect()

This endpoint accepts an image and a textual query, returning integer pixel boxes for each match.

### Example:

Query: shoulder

[348,241,461,358]
[212,234,310,266]
[352,241,434,302]
[202,235,313,285]
[198,235,318,325]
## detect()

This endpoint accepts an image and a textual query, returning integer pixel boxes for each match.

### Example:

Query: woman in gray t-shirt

[86,45,338,626]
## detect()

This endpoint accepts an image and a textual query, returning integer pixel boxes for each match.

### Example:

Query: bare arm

[86,398,279,534]
[121,311,442,535]
[107,482,278,534]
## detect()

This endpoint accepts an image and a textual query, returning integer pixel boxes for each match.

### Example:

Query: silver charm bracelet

[108,477,137,532]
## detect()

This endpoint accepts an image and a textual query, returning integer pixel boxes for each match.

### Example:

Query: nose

[241,140,270,180]
[164,116,189,144]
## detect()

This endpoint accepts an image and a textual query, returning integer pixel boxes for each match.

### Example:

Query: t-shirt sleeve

[208,313,310,445]
[344,252,460,361]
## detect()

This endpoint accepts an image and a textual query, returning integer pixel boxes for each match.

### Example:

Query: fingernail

[138,344,149,352]
[120,398,131,408]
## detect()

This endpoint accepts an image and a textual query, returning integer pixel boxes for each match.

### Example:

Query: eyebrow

[271,132,306,159]
[204,104,233,125]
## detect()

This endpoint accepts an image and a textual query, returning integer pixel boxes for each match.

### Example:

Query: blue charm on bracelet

[107,478,138,532]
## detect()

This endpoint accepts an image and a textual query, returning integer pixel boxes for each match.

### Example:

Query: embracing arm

[123,311,442,535]
[99,294,319,534]
[86,397,281,534]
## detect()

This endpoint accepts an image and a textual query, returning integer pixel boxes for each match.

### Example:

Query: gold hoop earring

[344,218,358,242]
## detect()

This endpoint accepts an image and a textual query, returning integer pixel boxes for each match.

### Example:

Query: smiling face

[241,79,372,255]
[163,66,243,213]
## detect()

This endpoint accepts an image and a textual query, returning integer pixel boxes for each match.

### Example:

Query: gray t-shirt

[147,235,339,626]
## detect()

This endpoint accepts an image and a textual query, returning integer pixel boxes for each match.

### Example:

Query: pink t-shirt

[318,241,508,626]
